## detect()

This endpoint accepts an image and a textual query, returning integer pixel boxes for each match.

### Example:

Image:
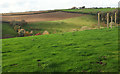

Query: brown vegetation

[42,31,49,35]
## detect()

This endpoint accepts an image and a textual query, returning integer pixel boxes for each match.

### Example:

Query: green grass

[2,23,18,38]
[53,15,97,26]
[62,8,117,14]
[22,15,99,34]
[2,27,118,72]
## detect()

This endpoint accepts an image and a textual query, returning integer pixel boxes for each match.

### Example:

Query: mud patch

[10,64,18,66]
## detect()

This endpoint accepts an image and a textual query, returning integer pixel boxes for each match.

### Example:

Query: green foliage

[10,20,27,27]
[14,25,21,32]
[10,21,19,27]
[21,20,27,26]
[18,29,25,37]
[2,27,118,72]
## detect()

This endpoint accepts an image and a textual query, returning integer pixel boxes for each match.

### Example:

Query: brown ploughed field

[2,11,85,22]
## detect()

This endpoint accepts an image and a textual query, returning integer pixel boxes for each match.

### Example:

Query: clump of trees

[71,6,86,9]
[10,20,27,32]
[9,20,34,37]
[82,6,85,9]
[71,7,78,9]
[10,20,27,27]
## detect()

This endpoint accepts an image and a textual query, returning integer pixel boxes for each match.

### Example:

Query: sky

[0,0,120,13]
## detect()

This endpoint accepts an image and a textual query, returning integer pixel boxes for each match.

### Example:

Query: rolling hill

[2,27,118,72]
[1,8,119,72]
[2,23,18,39]
[22,15,100,34]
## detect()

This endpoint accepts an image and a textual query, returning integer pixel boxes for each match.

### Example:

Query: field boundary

[61,11,97,15]
[2,10,96,16]
[2,10,61,16]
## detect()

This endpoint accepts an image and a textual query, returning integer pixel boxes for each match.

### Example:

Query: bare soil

[2,11,85,22]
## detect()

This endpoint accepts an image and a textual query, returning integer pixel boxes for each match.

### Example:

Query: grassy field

[22,15,101,34]
[2,14,105,38]
[61,8,117,14]
[2,23,18,38]
[2,27,118,72]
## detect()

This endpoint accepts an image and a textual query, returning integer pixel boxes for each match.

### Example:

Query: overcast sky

[0,0,120,13]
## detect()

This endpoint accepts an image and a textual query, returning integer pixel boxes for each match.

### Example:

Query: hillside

[2,27,118,72]
[2,23,18,39]
[2,14,100,38]
[22,15,101,34]
[2,8,117,22]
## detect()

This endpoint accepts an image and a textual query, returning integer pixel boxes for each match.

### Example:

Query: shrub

[18,29,25,37]
[35,33,42,36]
[10,20,27,27]
[14,25,21,32]
[21,20,27,26]
[10,21,19,27]
[42,31,49,35]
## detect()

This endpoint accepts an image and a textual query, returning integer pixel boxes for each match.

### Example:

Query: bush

[14,25,21,32]
[18,29,25,37]
[10,21,19,27]
[10,20,27,27]
[21,20,27,26]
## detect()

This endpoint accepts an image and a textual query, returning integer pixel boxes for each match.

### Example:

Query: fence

[97,11,119,29]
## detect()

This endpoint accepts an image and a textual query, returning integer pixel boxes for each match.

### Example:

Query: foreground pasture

[2,27,118,72]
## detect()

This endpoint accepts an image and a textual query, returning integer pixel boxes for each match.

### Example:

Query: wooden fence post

[107,13,109,28]
[98,13,100,28]
[115,12,117,26]
[111,16,113,29]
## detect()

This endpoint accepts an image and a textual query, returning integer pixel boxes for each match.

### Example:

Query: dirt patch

[2,11,86,22]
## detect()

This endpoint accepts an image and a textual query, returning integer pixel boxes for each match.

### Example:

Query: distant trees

[82,6,85,9]
[71,6,86,9]
[92,7,98,9]
[69,6,114,10]
[107,7,111,8]
[71,7,78,9]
